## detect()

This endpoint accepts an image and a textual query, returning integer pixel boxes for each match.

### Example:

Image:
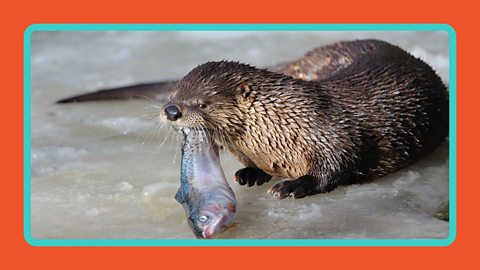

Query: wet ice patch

[91,117,151,134]
[143,182,178,196]
[393,164,449,219]
[115,181,134,192]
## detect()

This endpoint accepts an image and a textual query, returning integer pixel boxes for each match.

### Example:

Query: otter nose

[164,104,182,121]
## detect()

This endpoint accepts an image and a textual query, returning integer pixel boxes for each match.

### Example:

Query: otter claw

[268,176,318,199]
[234,167,272,187]
[267,181,301,199]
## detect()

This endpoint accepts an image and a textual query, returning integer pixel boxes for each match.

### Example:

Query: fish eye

[198,215,209,223]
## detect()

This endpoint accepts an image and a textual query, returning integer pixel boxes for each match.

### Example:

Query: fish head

[188,201,236,239]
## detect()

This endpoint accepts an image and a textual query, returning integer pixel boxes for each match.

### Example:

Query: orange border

[5,0,475,268]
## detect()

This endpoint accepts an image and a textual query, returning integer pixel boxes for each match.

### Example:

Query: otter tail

[57,64,284,104]
[56,80,177,104]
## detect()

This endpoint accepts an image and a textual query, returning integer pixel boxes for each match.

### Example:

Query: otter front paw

[267,176,318,199]
[234,167,272,187]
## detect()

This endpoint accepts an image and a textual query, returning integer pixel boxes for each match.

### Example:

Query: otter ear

[237,82,253,99]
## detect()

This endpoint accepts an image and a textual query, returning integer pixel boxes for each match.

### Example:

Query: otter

[58,39,449,199]
[161,39,448,199]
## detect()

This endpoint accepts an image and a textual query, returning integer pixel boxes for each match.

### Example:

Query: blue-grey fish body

[176,128,237,239]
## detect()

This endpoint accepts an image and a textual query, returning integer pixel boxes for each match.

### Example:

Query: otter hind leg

[234,167,272,187]
[267,175,340,199]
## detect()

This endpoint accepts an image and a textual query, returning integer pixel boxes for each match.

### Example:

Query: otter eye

[198,103,207,109]
[198,215,208,223]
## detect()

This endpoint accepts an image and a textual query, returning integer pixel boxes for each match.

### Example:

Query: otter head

[161,61,257,136]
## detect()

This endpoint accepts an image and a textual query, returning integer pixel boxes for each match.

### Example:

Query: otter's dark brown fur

[162,39,448,199]
[58,39,449,199]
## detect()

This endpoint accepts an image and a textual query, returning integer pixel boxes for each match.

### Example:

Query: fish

[175,127,237,239]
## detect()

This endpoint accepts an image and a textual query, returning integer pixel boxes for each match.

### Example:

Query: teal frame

[24,24,457,247]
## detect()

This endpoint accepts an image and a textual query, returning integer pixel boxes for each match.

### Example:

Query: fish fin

[175,189,185,204]
[56,80,177,103]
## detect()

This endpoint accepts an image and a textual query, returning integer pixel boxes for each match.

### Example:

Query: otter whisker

[140,119,161,146]
[152,120,169,147]
[138,94,164,105]
[172,136,179,164]
[159,123,174,149]
[221,127,240,160]
[203,121,224,155]
[206,127,216,155]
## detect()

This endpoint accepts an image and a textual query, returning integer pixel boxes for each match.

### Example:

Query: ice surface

[30,31,450,239]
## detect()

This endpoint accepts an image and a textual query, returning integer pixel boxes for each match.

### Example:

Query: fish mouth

[188,204,236,239]
[202,230,214,239]
[189,219,224,239]
[199,206,236,239]
[201,215,228,239]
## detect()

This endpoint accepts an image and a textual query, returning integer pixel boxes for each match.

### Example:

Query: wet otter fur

[163,40,449,198]
[162,39,449,199]
[52,39,431,200]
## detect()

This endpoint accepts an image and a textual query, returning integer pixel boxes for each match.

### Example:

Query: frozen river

[29,30,450,240]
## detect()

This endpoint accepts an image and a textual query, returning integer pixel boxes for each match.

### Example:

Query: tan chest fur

[229,98,316,179]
